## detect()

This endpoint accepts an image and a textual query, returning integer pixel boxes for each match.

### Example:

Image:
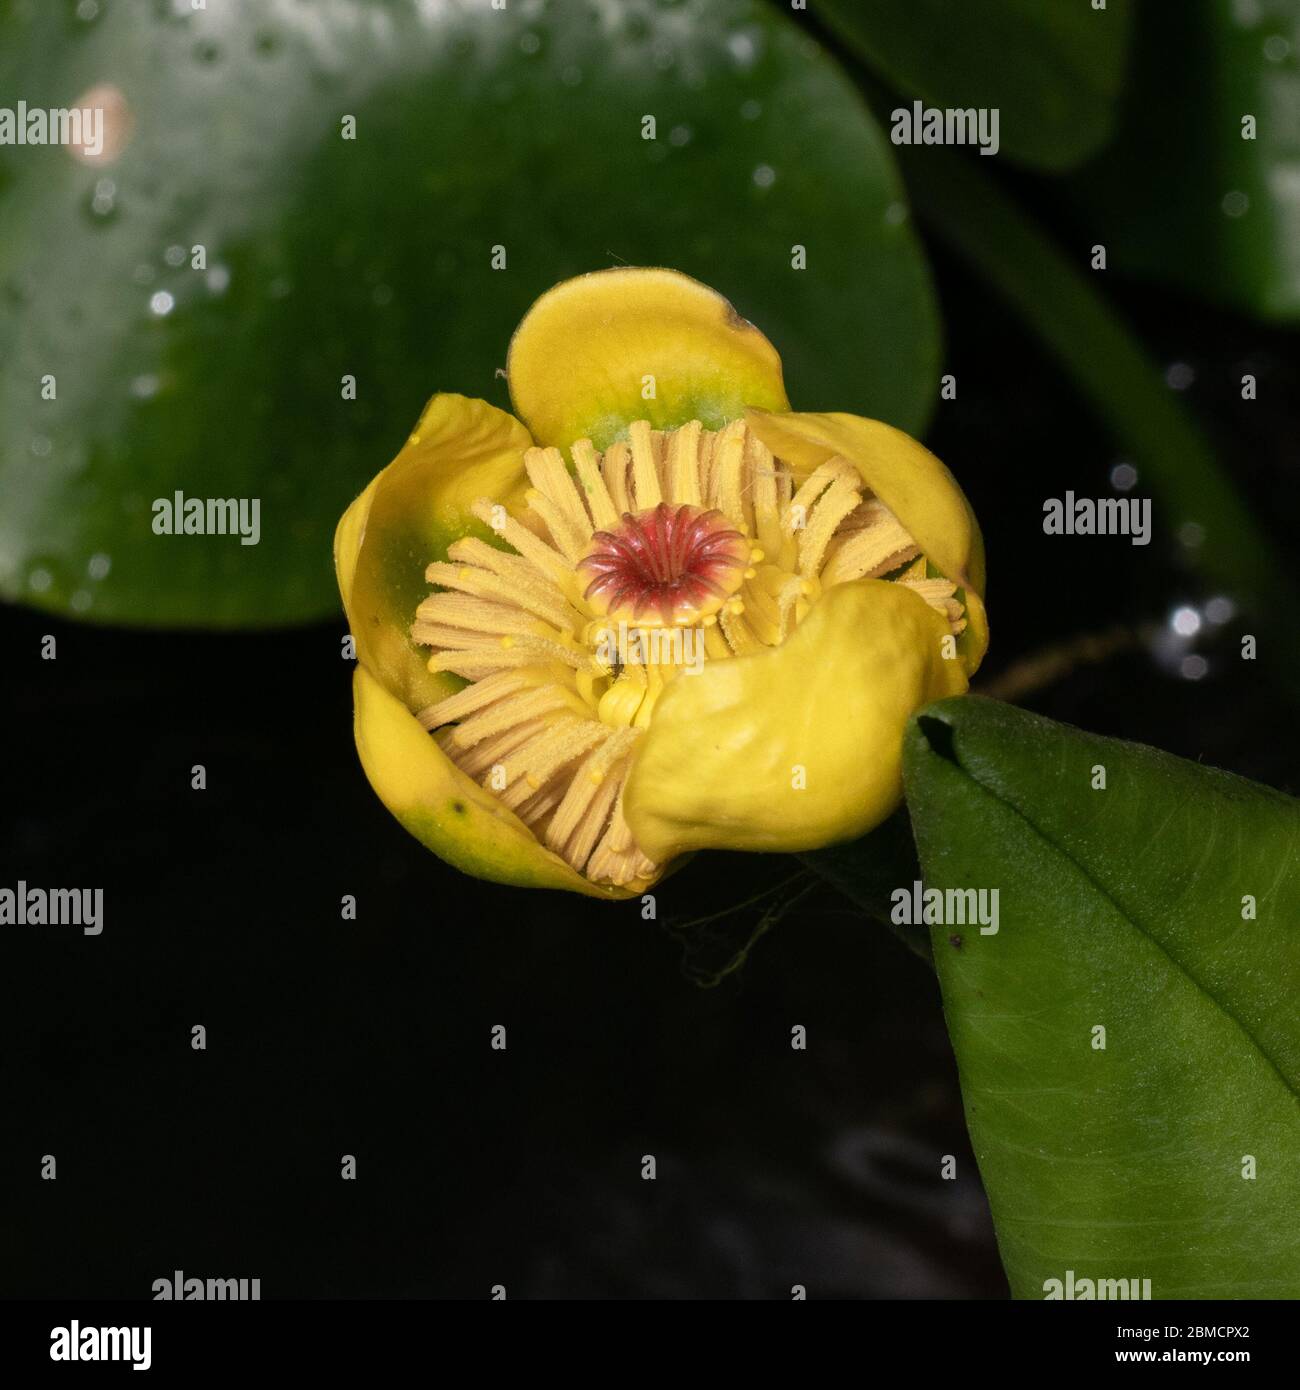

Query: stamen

[415,592,549,638]
[751,432,782,557]
[900,576,968,634]
[427,637,592,680]
[545,727,639,858]
[452,718,554,779]
[571,439,621,530]
[711,419,748,530]
[468,500,572,588]
[562,768,625,872]
[498,717,608,805]
[448,685,587,749]
[666,420,703,506]
[798,474,863,578]
[628,420,662,509]
[417,669,537,730]
[820,499,920,586]
[525,446,594,539]
[525,487,588,564]
[602,441,632,515]
[426,556,574,630]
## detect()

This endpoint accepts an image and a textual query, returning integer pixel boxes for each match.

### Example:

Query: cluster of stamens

[410,418,966,889]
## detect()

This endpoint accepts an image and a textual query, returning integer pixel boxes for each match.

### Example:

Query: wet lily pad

[0,0,937,626]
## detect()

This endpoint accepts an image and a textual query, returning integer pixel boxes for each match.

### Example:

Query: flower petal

[746,408,988,674]
[351,665,638,898]
[334,392,534,712]
[507,268,790,452]
[623,579,969,862]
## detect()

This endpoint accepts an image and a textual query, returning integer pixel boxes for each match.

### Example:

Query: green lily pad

[817,0,1132,171]
[905,696,1300,1298]
[0,0,937,627]
[1072,0,1300,320]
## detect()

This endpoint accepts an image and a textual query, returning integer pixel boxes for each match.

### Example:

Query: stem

[977,624,1151,703]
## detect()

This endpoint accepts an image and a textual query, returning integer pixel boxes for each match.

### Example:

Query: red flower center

[577,503,750,626]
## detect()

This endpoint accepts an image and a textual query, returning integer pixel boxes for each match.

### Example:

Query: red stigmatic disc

[577,503,750,627]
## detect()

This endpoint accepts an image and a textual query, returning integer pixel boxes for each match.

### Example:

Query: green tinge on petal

[507,267,790,452]
[352,666,637,898]
[747,408,988,675]
[334,392,534,713]
[624,579,969,863]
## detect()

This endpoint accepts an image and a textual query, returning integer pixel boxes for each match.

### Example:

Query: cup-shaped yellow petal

[507,267,790,452]
[746,408,988,675]
[352,665,638,898]
[623,579,969,863]
[334,392,534,713]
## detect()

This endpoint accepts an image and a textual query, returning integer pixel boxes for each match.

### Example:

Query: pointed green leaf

[905,696,1300,1299]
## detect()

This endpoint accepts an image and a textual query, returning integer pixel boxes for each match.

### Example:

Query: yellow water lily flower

[335,268,988,899]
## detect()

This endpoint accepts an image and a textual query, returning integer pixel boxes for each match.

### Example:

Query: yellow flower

[335,268,988,899]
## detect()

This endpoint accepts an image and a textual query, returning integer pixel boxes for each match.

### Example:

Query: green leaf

[0,0,937,627]
[817,0,1132,171]
[905,696,1300,1299]
[1072,0,1300,320]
